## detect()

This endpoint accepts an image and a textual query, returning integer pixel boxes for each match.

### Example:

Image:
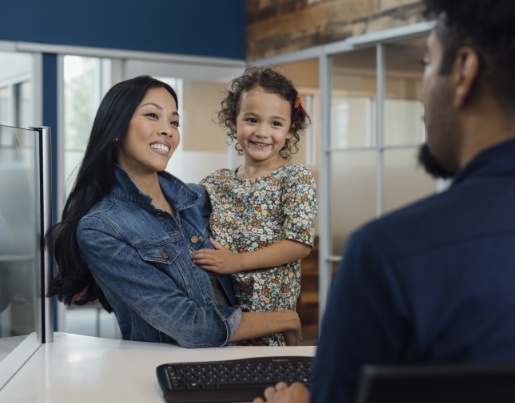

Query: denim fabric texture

[76,166,242,348]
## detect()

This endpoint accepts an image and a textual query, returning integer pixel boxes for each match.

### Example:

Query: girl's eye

[246,118,257,123]
[272,121,283,127]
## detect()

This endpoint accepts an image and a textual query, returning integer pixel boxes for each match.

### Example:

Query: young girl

[191,67,317,346]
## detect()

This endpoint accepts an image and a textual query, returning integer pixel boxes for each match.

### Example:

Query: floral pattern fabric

[201,163,317,346]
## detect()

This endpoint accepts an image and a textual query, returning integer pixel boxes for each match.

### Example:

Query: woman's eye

[146,113,158,119]
[171,121,180,128]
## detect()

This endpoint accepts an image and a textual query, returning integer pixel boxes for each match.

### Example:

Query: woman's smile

[150,141,171,155]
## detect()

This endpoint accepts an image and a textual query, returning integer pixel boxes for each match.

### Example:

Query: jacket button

[161,251,169,259]
[191,236,199,244]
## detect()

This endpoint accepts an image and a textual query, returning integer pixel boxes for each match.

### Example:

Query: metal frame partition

[248,21,435,327]
[33,126,54,342]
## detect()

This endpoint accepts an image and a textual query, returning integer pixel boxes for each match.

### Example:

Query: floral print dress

[201,163,317,346]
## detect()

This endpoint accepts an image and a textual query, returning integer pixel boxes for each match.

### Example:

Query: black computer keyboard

[156,355,313,403]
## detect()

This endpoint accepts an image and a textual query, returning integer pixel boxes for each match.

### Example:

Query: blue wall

[0,0,245,60]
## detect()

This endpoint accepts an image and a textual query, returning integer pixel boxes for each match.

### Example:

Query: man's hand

[253,382,310,403]
[191,238,242,274]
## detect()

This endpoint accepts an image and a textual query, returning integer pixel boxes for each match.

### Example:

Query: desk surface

[0,332,316,403]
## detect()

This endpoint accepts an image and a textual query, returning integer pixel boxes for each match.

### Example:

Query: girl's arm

[191,237,311,274]
[230,310,301,346]
[194,164,317,274]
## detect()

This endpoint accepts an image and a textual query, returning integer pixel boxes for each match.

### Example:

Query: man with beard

[254,0,515,402]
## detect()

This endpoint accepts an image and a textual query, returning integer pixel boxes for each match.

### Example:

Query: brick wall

[246,0,424,60]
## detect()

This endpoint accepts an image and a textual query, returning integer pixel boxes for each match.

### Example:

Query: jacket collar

[111,165,200,211]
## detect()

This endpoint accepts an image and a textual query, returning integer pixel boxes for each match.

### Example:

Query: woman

[47,75,300,348]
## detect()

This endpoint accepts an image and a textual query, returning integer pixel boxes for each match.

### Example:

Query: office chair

[355,362,515,403]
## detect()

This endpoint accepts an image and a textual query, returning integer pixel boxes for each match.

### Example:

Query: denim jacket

[76,166,242,348]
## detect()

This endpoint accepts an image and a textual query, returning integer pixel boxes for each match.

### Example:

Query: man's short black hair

[423,0,515,108]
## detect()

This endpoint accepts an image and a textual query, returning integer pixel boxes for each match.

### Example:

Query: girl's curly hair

[218,67,310,159]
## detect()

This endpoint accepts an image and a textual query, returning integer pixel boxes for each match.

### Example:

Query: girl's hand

[191,238,242,274]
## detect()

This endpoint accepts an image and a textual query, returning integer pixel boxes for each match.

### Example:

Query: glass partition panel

[14,81,32,129]
[0,124,44,389]
[332,47,377,149]
[382,36,437,214]
[384,99,424,144]
[330,150,377,256]
[0,88,8,125]
[384,37,426,146]
[330,47,377,257]
[383,148,437,214]
[0,125,37,340]
[269,59,319,169]
[0,52,33,128]
[64,56,110,196]
[332,95,375,149]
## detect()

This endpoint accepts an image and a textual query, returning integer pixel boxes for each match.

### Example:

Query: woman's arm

[230,310,301,346]
[191,238,311,274]
[77,217,240,348]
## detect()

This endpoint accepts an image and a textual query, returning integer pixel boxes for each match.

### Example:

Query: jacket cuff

[224,307,242,345]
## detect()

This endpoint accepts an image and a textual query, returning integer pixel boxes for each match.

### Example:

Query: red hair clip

[294,95,308,121]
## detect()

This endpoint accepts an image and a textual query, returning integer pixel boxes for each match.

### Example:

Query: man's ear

[453,47,480,107]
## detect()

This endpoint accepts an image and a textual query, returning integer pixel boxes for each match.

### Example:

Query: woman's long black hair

[46,75,178,312]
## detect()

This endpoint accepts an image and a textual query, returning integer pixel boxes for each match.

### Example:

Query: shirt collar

[451,137,515,187]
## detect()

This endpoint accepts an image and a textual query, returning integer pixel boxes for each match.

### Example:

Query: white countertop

[0,332,316,403]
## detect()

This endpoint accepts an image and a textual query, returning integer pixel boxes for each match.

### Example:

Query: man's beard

[417,143,455,179]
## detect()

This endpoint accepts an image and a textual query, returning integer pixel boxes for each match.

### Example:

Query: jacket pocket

[135,235,181,265]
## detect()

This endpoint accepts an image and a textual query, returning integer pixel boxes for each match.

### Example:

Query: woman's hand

[238,338,267,346]
[253,382,310,403]
[284,328,302,346]
[191,238,242,274]
[284,311,302,346]
[282,311,302,346]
